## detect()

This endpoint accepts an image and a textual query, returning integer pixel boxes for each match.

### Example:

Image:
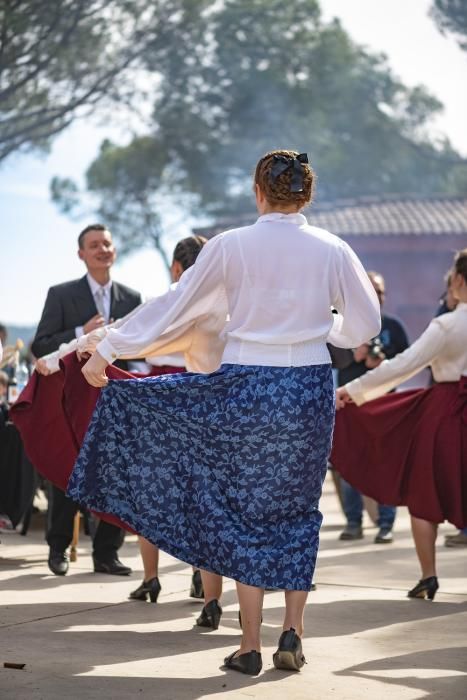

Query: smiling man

[32,224,142,577]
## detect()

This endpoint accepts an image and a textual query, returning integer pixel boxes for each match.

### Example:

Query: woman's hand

[336,387,353,410]
[35,358,51,376]
[82,351,109,387]
[78,329,105,355]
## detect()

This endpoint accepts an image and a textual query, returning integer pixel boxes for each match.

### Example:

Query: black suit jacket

[32,276,142,367]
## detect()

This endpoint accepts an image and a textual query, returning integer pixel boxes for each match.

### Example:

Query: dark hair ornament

[269,153,309,193]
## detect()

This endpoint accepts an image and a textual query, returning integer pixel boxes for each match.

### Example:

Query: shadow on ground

[337,647,467,700]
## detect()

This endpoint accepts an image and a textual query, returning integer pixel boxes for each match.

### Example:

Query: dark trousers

[46,485,124,558]
[341,478,396,530]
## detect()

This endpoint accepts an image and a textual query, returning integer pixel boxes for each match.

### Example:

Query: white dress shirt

[96,213,381,368]
[346,302,467,405]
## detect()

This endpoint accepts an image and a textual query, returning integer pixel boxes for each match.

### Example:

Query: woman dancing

[35,236,209,603]
[67,150,380,675]
[333,248,467,601]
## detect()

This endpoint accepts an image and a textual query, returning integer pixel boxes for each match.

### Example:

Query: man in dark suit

[32,224,142,576]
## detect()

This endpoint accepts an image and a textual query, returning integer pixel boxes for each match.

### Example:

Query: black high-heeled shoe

[224,650,262,676]
[128,576,161,603]
[273,628,306,671]
[196,599,222,630]
[407,576,439,601]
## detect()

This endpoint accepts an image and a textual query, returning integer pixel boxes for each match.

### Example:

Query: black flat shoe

[273,628,306,671]
[224,650,262,676]
[190,569,204,599]
[407,576,439,601]
[93,556,132,576]
[129,577,161,603]
[196,599,222,630]
[48,549,69,576]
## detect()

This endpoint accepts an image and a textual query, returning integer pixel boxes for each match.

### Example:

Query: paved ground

[0,475,466,700]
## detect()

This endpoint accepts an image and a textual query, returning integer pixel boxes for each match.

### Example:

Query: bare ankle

[239,643,261,654]
[421,571,436,579]
[144,572,158,582]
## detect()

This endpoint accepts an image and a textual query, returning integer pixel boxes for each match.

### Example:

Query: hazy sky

[1,0,466,326]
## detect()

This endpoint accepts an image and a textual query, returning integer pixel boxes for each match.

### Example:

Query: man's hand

[336,387,353,410]
[82,351,109,387]
[35,358,51,376]
[353,344,369,363]
[83,314,105,334]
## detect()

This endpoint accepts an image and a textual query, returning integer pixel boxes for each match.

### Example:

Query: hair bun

[255,150,315,206]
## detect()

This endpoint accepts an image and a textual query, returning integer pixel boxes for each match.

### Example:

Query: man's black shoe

[48,549,69,576]
[93,556,132,576]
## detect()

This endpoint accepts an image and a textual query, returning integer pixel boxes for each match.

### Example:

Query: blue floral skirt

[67,363,335,590]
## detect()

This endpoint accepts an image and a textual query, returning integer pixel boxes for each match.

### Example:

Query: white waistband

[221,338,331,367]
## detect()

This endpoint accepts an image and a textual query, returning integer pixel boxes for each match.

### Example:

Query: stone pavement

[0,475,466,700]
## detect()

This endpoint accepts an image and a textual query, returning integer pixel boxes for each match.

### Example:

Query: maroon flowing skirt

[10,355,184,531]
[330,379,467,528]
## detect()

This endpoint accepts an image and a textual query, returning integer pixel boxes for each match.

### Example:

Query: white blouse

[95,212,381,369]
[39,299,193,373]
[346,302,467,405]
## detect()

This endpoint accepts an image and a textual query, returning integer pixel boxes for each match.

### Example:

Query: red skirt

[330,378,467,528]
[10,355,186,531]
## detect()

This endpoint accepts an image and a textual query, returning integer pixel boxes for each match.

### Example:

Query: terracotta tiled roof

[309,196,467,235]
[193,196,467,237]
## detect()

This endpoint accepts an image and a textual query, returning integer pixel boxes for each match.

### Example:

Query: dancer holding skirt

[333,249,467,602]
[67,150,380,675]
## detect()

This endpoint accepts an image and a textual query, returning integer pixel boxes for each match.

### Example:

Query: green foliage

[152,0,466,211]
[52,0,467,261]
[53,137,184,268]
[86,138,171,266]
[50,177,80,215]
[0,0,216,161]
[0,1,138,160]
[431,0,467,49]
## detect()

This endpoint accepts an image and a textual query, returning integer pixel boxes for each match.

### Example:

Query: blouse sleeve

[96,234,226,363]
[38,297,158,373]
[345,318,446,405]
[327,240,381,348]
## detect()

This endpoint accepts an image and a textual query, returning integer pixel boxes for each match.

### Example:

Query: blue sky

[1,0,466,326]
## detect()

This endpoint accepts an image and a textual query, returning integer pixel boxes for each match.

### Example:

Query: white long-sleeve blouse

[346,302,467,405]
[95,212,380,370]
